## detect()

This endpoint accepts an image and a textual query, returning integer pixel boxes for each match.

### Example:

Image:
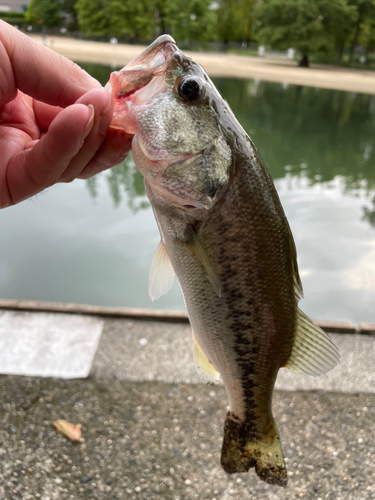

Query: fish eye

[178,78,201,101]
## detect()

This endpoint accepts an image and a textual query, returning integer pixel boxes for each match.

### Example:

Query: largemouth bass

[106,36,339,486]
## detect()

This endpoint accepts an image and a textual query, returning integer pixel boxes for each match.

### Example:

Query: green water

[1,64,375,323]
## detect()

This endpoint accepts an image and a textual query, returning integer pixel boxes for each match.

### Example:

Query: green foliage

[349,0,375,24]
[60,0,79,30]
[75,0,215,43]
[75,0,157,38]
[26,0,62,28]
[170,0,216,44]
[74,0,112,36]
[253,0,356,65]
[347,0,375,60]
[358,15,375,52]
[109,0,156,39]
[216,0,256,45]
[0,11,28,25]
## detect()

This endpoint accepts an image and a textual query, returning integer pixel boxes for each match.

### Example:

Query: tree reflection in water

[87,153,149,212]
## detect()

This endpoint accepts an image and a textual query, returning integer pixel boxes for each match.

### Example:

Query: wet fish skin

[107,36,339,487]
[144,132,294,486]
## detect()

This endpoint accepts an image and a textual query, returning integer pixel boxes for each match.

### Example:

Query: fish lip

[108,36,178,100]
[124,35,177,72]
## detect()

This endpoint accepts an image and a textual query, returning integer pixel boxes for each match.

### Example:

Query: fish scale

[107,35,340,487]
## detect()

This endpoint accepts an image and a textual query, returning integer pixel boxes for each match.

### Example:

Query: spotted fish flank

[106,36,340,487]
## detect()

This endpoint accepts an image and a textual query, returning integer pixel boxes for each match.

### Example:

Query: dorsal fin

[285,308,340,376]
[148,241,175,301]
[192,333,221,383]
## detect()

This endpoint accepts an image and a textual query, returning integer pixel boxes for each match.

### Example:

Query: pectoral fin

[193,333,221,383]
[285,308,340,376]
[184,225,221,297]
[148,241,175,301]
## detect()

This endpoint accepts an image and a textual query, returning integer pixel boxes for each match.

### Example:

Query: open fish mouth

[107,35,178,99]
[124,35,178,73]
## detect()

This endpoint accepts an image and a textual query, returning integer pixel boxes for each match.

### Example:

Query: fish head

[107,36,233,211]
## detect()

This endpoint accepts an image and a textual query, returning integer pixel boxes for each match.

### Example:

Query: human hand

[0,21,133,208]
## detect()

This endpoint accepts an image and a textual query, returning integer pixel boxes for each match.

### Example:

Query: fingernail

[119,151,129,160]
[83,104,95,139]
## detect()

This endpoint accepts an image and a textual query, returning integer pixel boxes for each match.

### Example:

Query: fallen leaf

[52,420,82,441]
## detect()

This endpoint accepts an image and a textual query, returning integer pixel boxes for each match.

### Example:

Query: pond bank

[30,34,375,95]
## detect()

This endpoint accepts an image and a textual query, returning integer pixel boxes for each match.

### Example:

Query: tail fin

[220,411,287,487]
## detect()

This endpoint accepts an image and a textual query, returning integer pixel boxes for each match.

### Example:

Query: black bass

[106,36,339,486]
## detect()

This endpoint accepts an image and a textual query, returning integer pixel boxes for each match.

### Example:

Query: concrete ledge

[0,298,360,334]
[358,322,375,335]
[312,319,357,334]
[0,298,189,323]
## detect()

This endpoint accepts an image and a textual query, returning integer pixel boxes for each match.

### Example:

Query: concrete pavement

[0,309,375,499]
[1,376,374,500]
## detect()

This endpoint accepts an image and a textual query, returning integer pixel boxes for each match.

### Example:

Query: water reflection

[363,196,375,228]
[87,154,149,212]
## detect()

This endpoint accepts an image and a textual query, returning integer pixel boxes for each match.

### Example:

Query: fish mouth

[107,35,178,99]
[124,35,177,73]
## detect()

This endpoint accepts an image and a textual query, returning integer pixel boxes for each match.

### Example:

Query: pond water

[1,63,375,323]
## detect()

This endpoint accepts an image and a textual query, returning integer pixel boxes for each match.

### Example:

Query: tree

[253,0,356,67]
[75,0,113,36]
[75,0,156,39]
[319,0,357,62]
[358,15,375,60]
[26,0,62,28]
[75,0,216,43]
[170,0,216,44]
[216,0,257,46]
[109,0,156,40]
[347,0,375,62]
[60,0,80,31]
[154,0,176,35]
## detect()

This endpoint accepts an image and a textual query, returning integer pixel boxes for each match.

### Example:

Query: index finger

[0,20,101,108]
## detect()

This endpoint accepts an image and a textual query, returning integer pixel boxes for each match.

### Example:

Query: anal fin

[148,241,175,301]
[285,308,340,376]
[192,333,221,383]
